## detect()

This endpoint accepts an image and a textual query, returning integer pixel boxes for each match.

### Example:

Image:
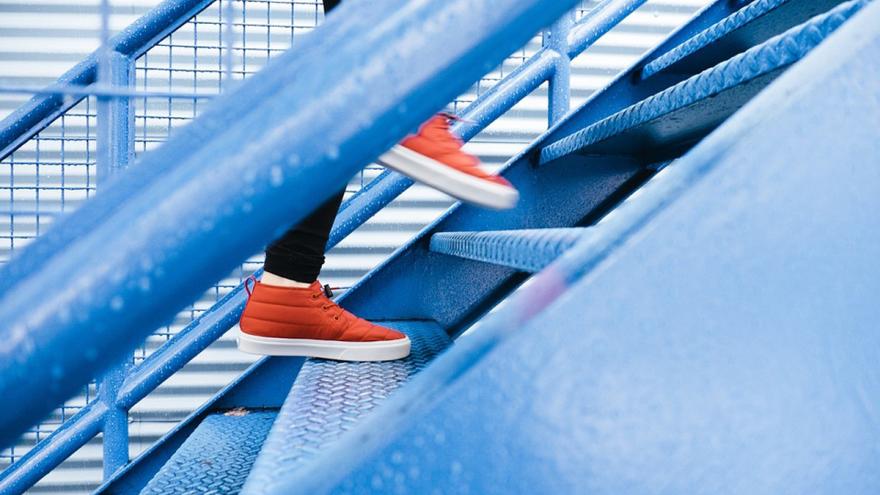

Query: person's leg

[263,189,345,285]
[322,0,342,12]
[261,0,344,287]
[239,0,518,361]
[239,0,410,362]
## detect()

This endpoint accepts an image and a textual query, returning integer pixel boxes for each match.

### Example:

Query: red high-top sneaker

[378,113,519,210]
[237,280,410,361]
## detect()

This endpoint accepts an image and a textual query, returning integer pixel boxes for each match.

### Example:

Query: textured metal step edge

[430,228,588,273]
[139,410,277,495]
[641,0,791,78]
[540,0,867,164]
[241,320,451,495]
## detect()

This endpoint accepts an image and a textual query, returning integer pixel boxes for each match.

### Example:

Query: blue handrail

[0,0,582,459]
[0,0,651,491]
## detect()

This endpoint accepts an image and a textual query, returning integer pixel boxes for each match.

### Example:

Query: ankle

[261,271,312,288]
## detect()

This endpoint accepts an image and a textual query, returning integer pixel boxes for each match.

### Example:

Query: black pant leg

[262,0,346,283]
[322,0,342,13]
[264,188,346,283]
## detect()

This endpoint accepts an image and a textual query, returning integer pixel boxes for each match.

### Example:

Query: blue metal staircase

[1,0,878,493]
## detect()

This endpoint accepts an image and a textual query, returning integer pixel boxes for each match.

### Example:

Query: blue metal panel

[0,0,582,451]
[540,0,868,164]
[641,0,847,79]
[242,321,450,495]
[140,411,277,495]
[267,3,880,492]
[430,228,588,273]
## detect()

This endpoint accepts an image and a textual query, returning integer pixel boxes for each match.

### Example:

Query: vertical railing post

[543,10,573,125]
[96,37,136,479]
[96,51,135,181]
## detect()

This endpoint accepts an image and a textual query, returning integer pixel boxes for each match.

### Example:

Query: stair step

[241,320,451,494]
[641,0,846,79]
[430,228,587,272]
[139,410,277,495]
[540,0,866,164]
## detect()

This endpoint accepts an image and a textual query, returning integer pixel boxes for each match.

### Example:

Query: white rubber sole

[236,331,411,362]
[378,145,519,210]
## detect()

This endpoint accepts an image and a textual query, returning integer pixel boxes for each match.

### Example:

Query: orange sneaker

[378,113,519,210]
[236,279,411,361]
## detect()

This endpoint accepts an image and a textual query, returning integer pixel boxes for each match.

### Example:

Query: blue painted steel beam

[540,0,867,164]
[430,228,588,272]
[0,0,214,161]
[269,3,880,491]
[0,0,582,449]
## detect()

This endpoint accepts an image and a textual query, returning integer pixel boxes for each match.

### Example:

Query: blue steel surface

[139,411,277,495]
[430,228,588,273]
[540,0,867,164]
[0,0,582,450]
[642,0,842,79]
[268,3,880,491]
[242,321,450,495]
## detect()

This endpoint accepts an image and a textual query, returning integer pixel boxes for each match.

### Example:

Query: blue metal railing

[0,0,653,492]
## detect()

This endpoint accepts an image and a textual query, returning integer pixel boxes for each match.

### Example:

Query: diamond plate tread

[642,0,848,79]
[140,410,278,495]
[430,228,588,272]
[241,320,451,495]
[642,0,792,78]
[540,0,867,164]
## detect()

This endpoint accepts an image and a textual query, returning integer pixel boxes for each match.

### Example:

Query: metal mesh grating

[0,98,97,263]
